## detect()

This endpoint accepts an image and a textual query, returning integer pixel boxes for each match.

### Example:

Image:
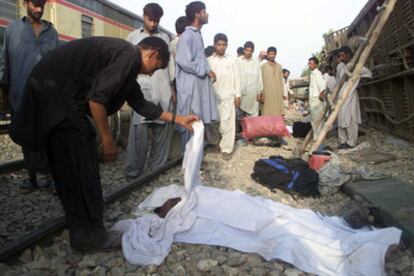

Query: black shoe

[323,145,333,151]
[73,231,122,253]
[222,152,232,160]
[20,178,39,189]
[37,174,54,188]
[337,143,353,150]
[237,139,248,147]
[126,173,143,182]
[317,144,332,151]
[279,138,288,146]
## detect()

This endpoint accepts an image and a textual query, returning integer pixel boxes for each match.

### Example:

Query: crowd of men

[0,0,370,252]
[307,48,371,146]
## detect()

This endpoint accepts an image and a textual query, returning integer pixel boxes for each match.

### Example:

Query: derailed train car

[324,0,414,142]
[0,0,173,146]
[348,0,414,142]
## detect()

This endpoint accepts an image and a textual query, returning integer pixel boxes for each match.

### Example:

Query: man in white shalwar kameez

[323,65,337,94]
[238,41,263,117]
[336,46,372,149]
[308,57,326,140]
[207,33,240,160]
[282,69,292,109]
[125,3,173,178]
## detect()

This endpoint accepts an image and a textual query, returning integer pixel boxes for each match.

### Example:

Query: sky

[112,0,368,78]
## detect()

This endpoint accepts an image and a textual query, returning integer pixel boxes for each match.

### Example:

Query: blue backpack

[251,155,320,198]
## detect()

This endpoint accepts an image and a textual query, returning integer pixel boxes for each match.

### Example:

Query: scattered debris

[351,152,396,164]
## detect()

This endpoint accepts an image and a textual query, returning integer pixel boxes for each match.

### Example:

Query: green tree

[302,28,336,76]
[301,67,310,77]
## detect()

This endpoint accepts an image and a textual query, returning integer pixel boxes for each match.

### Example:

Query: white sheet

[114,121,401,275]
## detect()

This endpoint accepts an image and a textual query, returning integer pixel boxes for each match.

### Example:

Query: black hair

[237,46,244,55]
[323,64,332,71]
[338,46,353,57]
[308,56,319,65]
[267,46,277,53]
[282,69,290,74]
[175,16,189,35]
[214,33,228,44]
[185,1,206,23]
[329,49,339,61]
[25,0,46,5]
[244,41,254,51]
[138,36,170,68]
[204,45,214,57]
[143,3,163,21]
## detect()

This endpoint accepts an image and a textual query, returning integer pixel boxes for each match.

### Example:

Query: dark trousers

[46,121,107,249]
[11,108,49,184]
[22,146,49,184]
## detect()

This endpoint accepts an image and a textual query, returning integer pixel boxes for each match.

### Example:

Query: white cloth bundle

[114,122,401,275]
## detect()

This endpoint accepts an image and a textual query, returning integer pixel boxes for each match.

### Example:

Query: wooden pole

[299,5,384,155]
[309,0,397,153]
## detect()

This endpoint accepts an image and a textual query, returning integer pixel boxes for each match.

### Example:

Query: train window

[81,15,93,38]
[0,0,17,21]
[0,27,6,46]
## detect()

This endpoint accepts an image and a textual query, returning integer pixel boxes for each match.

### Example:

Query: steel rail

[0,156,183,262]
[0,123,10,135]
[0,159,25,175]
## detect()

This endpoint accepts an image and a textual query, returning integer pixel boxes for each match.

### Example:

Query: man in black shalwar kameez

[10,36,197,252]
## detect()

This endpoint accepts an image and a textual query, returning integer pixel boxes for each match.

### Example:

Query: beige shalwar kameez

[261,61,285,116]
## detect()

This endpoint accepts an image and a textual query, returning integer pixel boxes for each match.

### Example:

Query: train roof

[66,0,173,37]
[347,0,382,35]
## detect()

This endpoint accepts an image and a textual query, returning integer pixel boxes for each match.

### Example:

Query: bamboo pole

[299,5,385,155]
[309,0,397,153]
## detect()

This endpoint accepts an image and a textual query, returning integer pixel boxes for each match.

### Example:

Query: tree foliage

[301,29,333,77]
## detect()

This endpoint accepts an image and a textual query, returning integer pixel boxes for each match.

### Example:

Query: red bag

[241,115,290,141]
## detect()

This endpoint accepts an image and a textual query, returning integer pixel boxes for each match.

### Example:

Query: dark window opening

[0,26,6,46]
[81,15,93,38]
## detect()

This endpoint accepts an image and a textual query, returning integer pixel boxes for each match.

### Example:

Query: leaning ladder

[298,0,398,155]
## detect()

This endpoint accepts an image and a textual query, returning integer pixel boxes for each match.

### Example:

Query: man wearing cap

[0,0,58,188]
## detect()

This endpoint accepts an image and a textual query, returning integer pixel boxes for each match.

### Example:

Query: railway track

[0,123,10,135]
[0,159,25,175]
[0,131,413,275]
[0,157,182,262]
